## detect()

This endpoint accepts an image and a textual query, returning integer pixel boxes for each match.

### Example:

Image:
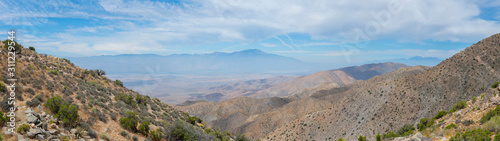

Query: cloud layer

[0,0,499,57]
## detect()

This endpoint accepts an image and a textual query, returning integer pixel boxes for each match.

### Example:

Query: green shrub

[61,135,70,141]
[115,80,124,87]
[0,132,4,141]
[445,123,458,129]
[376,134,382,141]
[236,134,249,141]
[28,46,35,51]
[115,93,136,107]
[166,120,212,141]
[119,130,129,137]
[449,101,467,113]
[336,138,345,141]
[44,95,65,113]
[120,112,138,132]
[136,94,148,106]
[187,116,202,125]
[433,111,447,120]
[483,115,500,132]
[17,124,30,134]
[0,82,5,92]
[396,124,414,137]
[0,111,7,127]
[382,131,399,139]
[449,129,492,141]
[3,40,22,52]
[471,96,477,102]
[132,135,138,141]
[101,134,110,141]
[138,121,150,136]
[492,82,500,89]
[481,105,500,123]
[417,118,434,131]
[494,133,500,141]
[56,104,79,127]
[150,129,162,141]
[49,70,59,75]
[358,135,368,141]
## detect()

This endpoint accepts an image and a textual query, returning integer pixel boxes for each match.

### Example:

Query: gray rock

[25,107,34,114]
[71,128,78,134]
[26,114,39,123]
[37,134,45,140]
[77,139,85,141]
[27,128,43,138]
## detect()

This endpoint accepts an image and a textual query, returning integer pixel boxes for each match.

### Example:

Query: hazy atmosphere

[1,0,500,141]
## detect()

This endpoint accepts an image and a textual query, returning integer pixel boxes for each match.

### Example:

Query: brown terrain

[0,42,235,141]
[179,33,500,140]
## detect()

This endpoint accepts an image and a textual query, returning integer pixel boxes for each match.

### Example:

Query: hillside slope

[265,33,500,140]
[0,43,237,141]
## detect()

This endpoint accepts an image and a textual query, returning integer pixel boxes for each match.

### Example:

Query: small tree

[28,46,35,51]
[56,104,79,127]
[138,121,150,136]
[150,129,162,141]
[120,112,138,132]
[44,95,65,114]
[358,135,368,141]
[115,80,124,87]
[492,82,500,89]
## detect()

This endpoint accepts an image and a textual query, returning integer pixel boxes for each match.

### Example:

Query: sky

[1,0,499,66]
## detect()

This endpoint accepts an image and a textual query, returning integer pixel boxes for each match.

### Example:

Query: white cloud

[1,0,499,56]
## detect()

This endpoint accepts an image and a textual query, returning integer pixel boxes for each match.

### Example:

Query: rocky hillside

[194,62,407,101]
[180,33,500,140]
[0,42,240,141]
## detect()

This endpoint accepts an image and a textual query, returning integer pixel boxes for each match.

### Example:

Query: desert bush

[138,121,150,136]
[481,105,500,123]
[16,124,30,134]
[132,135,138,141]
[165,120,214,141]
[27,95,43,107]
[396,124,414,136]
[150,129,162,141]
[495,133,500,141]
[376,134,382,141]
[28,46,35,51]
[0,82,5,92]
[136,94,148,106]
[3,40,22,52]
[433,111,447,120]
[187,116,202,125]
[449,101,467,113]
[483,115,500,132]
[120,111,138,132]
[44,95,65,113]
[492,82,500,89]
[236,134,249,141]
[25,88,35,95]
[115,93,136,107]
[49,70,58,75]
[0,111,6,127]
[449,129,492,141]
[115,80,123,87]
[109,111,117,121]
[463,119,474,126]
[96,109,107,123]
[101,133,110,141]
[336,138,345,141]
[445,123,458,129]
[119,130,129,137]
[358,135,368,141]
[56,103,79,127]
[87,130,98,139]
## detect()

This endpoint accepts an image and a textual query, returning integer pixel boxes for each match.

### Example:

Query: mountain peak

[233,49,268,55]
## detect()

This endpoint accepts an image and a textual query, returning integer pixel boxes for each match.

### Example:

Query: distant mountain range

[69,49,314,75]
[370,56,443,66]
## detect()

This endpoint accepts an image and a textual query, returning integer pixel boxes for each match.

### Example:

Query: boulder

[26,113,39,124]
[71,128,78,134]
[27,128,43,138]
[25,107,34,114]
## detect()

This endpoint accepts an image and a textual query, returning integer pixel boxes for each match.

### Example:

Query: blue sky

[1,0,500,66]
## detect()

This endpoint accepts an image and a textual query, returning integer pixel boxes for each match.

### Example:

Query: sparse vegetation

[358,135,368,141]
[115,79,124,86]
[449,101,467,113]
[187,116,202,125]
[481,105,500,123]
[449,129,492,141]
[433,111,447,120]
[150,129,162,141]
[120,111,138,132]
[492,82,500,89]
[483,115,500,132]
[445,123,458,129]
[16,124,30,134]
[138,121,150,136]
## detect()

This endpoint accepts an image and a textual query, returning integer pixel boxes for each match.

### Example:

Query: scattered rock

[71,128,78,134]
[27,128,43,138]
